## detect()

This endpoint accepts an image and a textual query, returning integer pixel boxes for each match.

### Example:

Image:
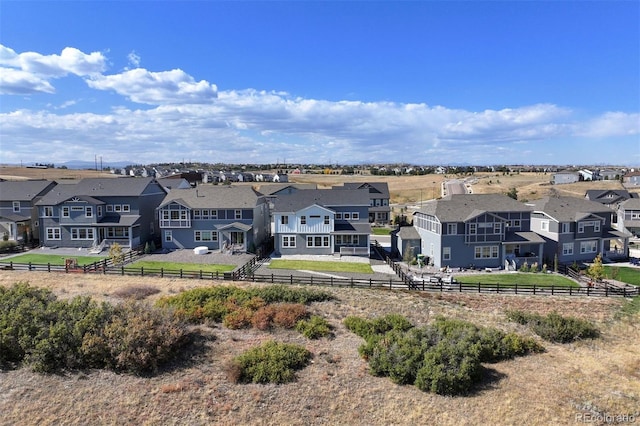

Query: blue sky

[1,1,638,166]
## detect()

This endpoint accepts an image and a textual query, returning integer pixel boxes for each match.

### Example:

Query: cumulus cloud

[87,68,218,105]
[127,51,141,69]
[0,44,107,94]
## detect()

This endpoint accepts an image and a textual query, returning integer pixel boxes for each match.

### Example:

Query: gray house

[617,198,640,238]
[0,180,57,244]
[528,196,630,264]
[412,194,544,270]
[332,182,391,225]
[551,171,579,185]
[157,185,270,253]
[36,177,166,250]
[272,189,371,256]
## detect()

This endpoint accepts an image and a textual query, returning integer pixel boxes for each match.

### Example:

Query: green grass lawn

[604,266,640,286]
[128,260,236,273]
[268,259,374,274]
[455,272,579,288]
[0,253,107,266]
[372,227,392,235]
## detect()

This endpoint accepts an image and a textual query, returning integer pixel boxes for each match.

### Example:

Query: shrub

[230,340,312,384]
[223,307,254,329]
[343,313,413,340]
[272,303,308,328]
[296,316,332,339]
[505,309,599,343]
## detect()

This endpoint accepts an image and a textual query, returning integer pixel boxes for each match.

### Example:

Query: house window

[469,223,477,235]
[447,223,457,235]
[194,210,202,220]
[195,230,217,242]
[122,205,130,212]
[43,206,54,217]
[335,213,343,220]
[281,215,289,225]
[106,205,114,212]
[493,223,501,234]
[62,207,70,218]
[300,216,307,225]
[235,210,242,220]
[12,201,20,213]
[562,223,570,233]
[344,213,351,220]
[85,206,93,218]
[580,241,597,254]
[164,230,173,242]
[578,222,585,233]
[336,235,359,245]
[114,205,122,212]
[443,247,451,261]
[107,227,129,238]
[562,243,574,255]
[594,221,600,232]
[97,206,103,216]
[211,210,217,219]
[509,219,521,228]
[352,212,359,220]
[282,235,296,248]
[474,246,499,259]
[306,235,329,247]
[71,228,94,240]
[46,227,61,240]
[324,215,330,225]
[541,220,549,231]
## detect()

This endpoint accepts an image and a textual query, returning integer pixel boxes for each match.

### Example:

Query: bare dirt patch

[1,271,638,425]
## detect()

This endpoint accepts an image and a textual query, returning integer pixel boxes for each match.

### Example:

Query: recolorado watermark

[575,412,636,424]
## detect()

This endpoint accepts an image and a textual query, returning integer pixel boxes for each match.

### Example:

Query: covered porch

[218,222,252,254]
[502,231,546,271]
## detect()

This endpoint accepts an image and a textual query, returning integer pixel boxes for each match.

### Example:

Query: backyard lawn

[268,259,374,274]
[455,272,579,288]
[604,266,640,286]
[128,260,236,274]
[372,227,392,235]
[0,253,107,266]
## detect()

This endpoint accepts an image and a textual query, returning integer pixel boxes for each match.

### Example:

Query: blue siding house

[157,185,270,253]
[413,194,544,270]
[36,177,166,250]
[272,189,371,256]
[0,180,57,244]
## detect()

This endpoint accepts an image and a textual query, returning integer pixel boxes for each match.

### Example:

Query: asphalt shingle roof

[416,194,531,222]
[159,185,263,209]
[528,196,614,222]
[272,189,370,213]
[0,180,56,201]
[37,177,159,205]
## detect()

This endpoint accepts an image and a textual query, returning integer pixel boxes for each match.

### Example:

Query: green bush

[505,309,599,343]
[296,316,333,339]
[230,340,312,384]
[345,314,544,396]
[0,282,192,374]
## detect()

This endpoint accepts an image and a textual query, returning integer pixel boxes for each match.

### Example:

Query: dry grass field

[0,271,638,426]
[0,166,116,181]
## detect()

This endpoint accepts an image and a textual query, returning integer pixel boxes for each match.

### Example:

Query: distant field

[0,166,115,181]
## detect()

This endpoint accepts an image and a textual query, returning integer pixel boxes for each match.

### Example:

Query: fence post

[310,276,313,286]
[200,270,203,280]
[515,283,518,294]
[496,283,500,294]
[271,273,274,283]
[605,286,608,297]
[569,286,572,296]
[161,267,164,278]
[623,287,626,298]
[351,278,354,287]
[10,261,13,270]
[121,265,124,275]
[103,259,106,274]
[141,266,144,276]
[587,285,590,296]
[551,285,554,295]
[290,275,293,286]
[477,282,480,293]
[533,284,536,295]
[369,278,372,288]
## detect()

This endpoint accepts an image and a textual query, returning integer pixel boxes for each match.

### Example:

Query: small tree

[109,242,125,265]
[403,245,415,265]
[586,254,605,282]
[506,187,518,200]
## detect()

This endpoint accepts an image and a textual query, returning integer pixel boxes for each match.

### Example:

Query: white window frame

[281,215,289,225]
[562,243,574,255]
[474,245,499,259]
[561,223,570,233]
[335,213,343,220]
[578,222,585,233]
[306,235,330,247]
[469,223,477,235]
[71,228,95,240]
[300,216,307,225]
[235,209,242,220]
[85,206,93,218]
[352,212,359,220]
[106,205,114,212]
[324,215,330,225]
[580,240,597,254]
[447,223,457,235]
[46,227,61,240]
[62,206,70,218]
[443,247,451,261]
[12,201,20,213]
[494,222,501,234]
[97,205,103,216]
[541,220,549,231]
[194,230,217,242]
[43,206,54,217]
[281,235,296,248]
[164,230,173,242]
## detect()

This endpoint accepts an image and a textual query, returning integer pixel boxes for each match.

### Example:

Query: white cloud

[87,68,218,105]
[127,51,141,69]
[576,111,640,138]
[0,44,107,94]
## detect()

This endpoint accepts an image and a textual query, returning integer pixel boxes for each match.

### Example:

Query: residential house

[0,180,57,243]
[332,182,391,225]
[585,189,637,209]
[617,198,640,238]
[623,171,640,187]
[272,189,371,256]
[412,194,544,270]
[390,225,421,260]
[157,185,270,253]
[551,171,579,185]
[528,196,630,264]
[36,177,166,250]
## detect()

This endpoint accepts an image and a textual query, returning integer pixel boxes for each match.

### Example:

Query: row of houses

[0,178,391,257]
[394,193,638,270]
[552,169,640,185]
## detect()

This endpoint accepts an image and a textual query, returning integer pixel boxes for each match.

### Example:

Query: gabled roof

[584,189,632,204]
[620,198,640,210]
[255,183,317,196]
[334,182,390,197]
[415,194,531,222]
[271,189,370,213]
[158,185,263,209]
[37,177,159,205]
[0,180,56,201]
[527,196,613,222]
